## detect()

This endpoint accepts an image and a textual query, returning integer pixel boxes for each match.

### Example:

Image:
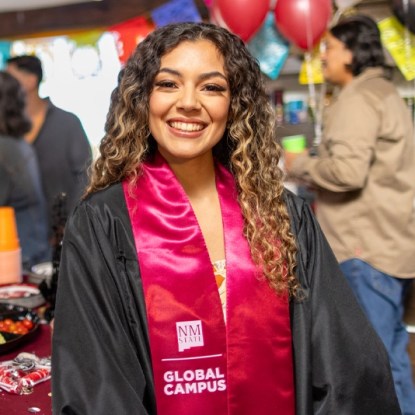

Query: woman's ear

[344,48,353,66]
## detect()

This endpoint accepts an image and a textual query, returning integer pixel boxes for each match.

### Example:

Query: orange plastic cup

[0,249,22,284]
[0,207,21,284]
[0,207,20,251]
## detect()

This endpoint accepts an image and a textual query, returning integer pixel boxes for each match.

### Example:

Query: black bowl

[0,303,40,355]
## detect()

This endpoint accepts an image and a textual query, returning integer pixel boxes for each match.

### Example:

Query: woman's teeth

[169,122,204,132]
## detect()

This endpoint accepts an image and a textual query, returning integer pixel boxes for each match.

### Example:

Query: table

[0,324,52,415]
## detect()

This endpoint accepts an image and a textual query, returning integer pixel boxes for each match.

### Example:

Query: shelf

[276,121,316,147]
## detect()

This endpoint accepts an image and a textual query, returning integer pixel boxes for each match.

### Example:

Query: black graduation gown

[51,183,401,415]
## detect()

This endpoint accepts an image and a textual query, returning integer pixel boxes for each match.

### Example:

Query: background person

[52,22,400,415]
[6,55,92,229]
[0,71,49,269]
[285,15,415,414]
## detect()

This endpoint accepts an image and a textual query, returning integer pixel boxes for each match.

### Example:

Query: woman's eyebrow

[158,67,227,81]
[199,71,227,82]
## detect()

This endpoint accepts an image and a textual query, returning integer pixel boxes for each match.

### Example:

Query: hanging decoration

[0,42,11,69]
[214,0,269,42]
[390,0,415,34]
[71,46,102,78]
[151,0,201,27]
[66,30,104,78]
[298,46,324,85]
[67,30,103,48]
[109,16,155,64]
[274,0,332,50]
[378,16,415,81]
[247,12,289,80]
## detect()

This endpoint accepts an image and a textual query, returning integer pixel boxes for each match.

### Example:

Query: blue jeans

[340,259,415,415]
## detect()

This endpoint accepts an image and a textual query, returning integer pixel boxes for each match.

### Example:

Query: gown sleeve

[52,194,156,415]
[288,194,401,415]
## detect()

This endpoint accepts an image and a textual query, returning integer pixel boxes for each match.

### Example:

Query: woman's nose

[177,87,201,111]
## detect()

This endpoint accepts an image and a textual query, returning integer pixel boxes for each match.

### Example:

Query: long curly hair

[87,22,299,297]
[0,71,31,138]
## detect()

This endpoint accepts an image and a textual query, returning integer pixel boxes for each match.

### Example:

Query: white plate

[27,262,53,285]
[0,284,44,308]
[31,262,53,278]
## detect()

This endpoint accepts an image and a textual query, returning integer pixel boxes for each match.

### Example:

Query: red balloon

[274,0,333,50]
[215,0,270,42]
[210,3,230,30]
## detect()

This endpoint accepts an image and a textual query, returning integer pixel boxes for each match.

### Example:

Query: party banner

[378,16,415,81]
[299,45,324,85]
[247,12,289,80]
[0,41,11,69]
[151,0,201,27]
[109,16,155,64]
[67,30,104,48]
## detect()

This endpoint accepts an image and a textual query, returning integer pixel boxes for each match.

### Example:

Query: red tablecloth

[0,324,52,415]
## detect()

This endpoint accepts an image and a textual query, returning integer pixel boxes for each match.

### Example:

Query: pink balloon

[274,0,333,50]
[215,0,270,42]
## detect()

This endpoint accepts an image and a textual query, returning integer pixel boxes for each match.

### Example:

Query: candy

[0,353,51,395]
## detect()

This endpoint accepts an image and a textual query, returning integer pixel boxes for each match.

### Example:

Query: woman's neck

[166,153,217,199]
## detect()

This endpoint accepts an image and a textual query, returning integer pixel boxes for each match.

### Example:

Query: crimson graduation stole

[123,153,295,415]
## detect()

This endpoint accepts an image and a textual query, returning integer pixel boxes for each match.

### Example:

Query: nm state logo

[176,320,204,352]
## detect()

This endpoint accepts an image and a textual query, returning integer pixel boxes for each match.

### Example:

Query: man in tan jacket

[285,15,415,414]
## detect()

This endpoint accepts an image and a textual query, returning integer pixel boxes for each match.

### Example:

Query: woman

[0,71,49,269]
[52,23,400,414]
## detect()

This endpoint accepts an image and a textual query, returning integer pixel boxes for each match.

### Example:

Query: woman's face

[149,39,231,165]
[320,32,353,87]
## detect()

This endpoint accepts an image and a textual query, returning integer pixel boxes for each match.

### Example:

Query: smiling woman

[52,22,401,415]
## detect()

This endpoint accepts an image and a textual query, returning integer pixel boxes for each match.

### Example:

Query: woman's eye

[203,84,227,92]
[155,80,176,89]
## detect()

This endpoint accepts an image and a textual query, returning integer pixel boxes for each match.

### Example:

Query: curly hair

[87,22,299,297]
[331,15,385,76]
[0,71,31,138]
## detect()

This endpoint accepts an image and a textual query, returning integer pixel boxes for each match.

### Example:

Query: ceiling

[0,0,389,14]
[0,0,102,13]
